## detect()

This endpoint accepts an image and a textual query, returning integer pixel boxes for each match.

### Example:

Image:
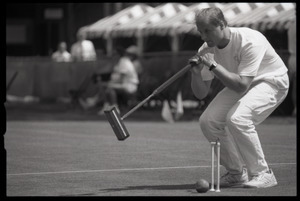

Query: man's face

[196,17,224,47]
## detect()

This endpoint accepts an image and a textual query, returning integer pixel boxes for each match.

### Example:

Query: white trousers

[199,73,289,176]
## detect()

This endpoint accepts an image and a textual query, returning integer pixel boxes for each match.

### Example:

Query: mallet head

[104,106,130,141]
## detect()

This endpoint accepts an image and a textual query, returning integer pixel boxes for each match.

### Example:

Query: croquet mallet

[104,63,196,141]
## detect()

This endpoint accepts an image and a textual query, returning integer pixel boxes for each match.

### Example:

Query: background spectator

[79,46,139,114]
[98,46,139,114]
[71,32,97,61]
[125,45,143,76]
[51,41,72,62]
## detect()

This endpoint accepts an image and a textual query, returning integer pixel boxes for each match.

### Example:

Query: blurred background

[6,3,296,119]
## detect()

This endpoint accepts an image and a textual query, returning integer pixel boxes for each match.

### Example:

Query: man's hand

[188,53,203,65]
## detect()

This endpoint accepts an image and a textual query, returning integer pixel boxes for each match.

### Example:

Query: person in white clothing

[125,45,143,76]
[97,46,139,115]
[52,41,72,62]
[189,8,289,188]
[79,47,139,114]
[71,32,96,61]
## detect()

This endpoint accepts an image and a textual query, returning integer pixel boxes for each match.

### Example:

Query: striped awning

[147,3,265,36]
[257,8,296,32]
[110,3,188,38]
[229,3,296,30]
[79,4,154,39]
[79,3,296,41]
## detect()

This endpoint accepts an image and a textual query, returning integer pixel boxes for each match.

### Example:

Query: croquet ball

[195,179,209,193]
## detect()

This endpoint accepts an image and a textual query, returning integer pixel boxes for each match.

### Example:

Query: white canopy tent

[78,3,296,55]
[78,4,154,56]
[110,3,188,55]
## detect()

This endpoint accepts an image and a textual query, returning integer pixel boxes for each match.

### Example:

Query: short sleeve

[238,43,266,77]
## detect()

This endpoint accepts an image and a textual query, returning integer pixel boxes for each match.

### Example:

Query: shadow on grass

[98,183,197,193]
[60,183,199,196]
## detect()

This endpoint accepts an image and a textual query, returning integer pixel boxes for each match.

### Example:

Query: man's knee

[199,111,229,141]
[226,111,252,134]
[199,112,219,135]
[199,113,209,132]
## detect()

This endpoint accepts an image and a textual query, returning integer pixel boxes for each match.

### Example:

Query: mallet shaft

[121,64,193,120]
[121,94,154,120]
[152,64,193,95]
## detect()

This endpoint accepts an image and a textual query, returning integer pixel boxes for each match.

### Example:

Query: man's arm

[189,50,214,100]
[190,64,212,100]
[212,66,254,93]
[203,60,254,94]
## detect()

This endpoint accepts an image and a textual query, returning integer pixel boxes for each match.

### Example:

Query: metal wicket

[210,140,221,192]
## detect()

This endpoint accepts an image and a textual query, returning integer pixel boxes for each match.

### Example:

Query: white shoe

[244,169,277,188]
[220,168,249,188]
